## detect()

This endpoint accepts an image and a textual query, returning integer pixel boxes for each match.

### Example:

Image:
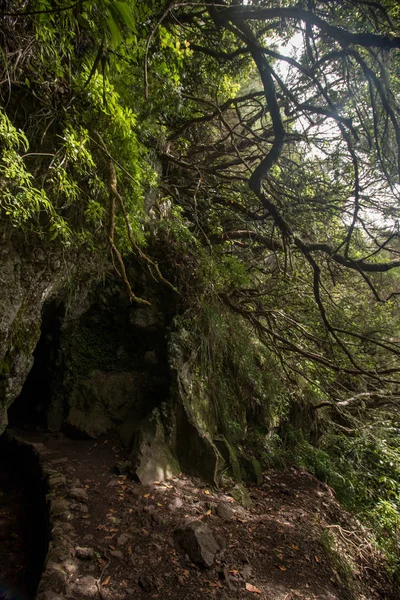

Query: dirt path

[2,430,396,600]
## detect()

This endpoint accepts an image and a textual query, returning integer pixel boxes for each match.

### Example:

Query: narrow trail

[1,430,396,600]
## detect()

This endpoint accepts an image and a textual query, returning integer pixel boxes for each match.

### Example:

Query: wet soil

[1,430,397,600]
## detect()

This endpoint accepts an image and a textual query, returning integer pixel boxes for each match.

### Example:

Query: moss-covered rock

[240,454,263,485]
[213,434,242,482]
[229,483,252,508]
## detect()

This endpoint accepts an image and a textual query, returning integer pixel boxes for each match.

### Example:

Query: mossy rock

[240,454,263,485]
[213,434,242,482]
[229,483,252,508]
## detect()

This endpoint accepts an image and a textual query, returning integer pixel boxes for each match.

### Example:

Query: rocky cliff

[0,227,261,487]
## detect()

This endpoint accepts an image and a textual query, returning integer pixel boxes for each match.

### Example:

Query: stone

[240,454,263,485]
[49,474,67,487]
[229,483,252,508]
[216,503,234,521]
[68,488,88,502]
[138,574,159,592]
[107,478,120,487]
[213,435,242,482]
[174,521,221,567]
[117,533,132,546]
[74,576,97,595]
[151,512,165,526]
[169,497,183,510]
[50,498,70,517]
[129,409,180,485]
[75,546,94,560]
[109,549,124,559]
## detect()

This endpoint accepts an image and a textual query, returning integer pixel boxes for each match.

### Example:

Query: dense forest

[1,0,400,593]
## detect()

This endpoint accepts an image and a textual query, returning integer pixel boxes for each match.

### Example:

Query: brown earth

[0,430,397,600]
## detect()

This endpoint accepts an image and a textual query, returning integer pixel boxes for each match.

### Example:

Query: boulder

[213,434,242,482]
[240,454,263,485]
[174,521,221,567]
[216,503,234,521]
[129,409,180,485]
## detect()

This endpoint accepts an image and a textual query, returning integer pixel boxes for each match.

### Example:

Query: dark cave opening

[7,300,65,430]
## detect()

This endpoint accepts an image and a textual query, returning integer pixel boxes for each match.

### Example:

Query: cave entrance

[8,300,64,429]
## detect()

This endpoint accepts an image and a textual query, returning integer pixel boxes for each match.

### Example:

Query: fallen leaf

[109,545,116,550]
[157,503,163,507]
[245,583,262,594]
[277,565,287,571]
[153,481,160,485]
[205,509,211,515]
[204,490,210,495]
[102,575,111,586]
[291,544,299,551]
[143,493,150,498]
[315,555,320,563]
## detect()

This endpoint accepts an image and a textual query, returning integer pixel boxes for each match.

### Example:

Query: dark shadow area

[8,301,65,429]
[0,434,48,599]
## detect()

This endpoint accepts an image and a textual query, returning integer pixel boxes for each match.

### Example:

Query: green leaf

[76,14,91,30]
[112,1,137,33]
[106,14,123,48]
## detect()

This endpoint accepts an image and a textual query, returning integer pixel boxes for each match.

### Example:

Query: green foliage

[2,0,400,580]
[286,420,400,575]
[0,110,71,237]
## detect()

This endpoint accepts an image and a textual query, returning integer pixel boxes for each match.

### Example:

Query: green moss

[68,324,127,376]
[10,303,41,356]
[0,358,11,378]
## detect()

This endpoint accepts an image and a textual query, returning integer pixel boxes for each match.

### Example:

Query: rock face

[0,229,103,434]
[0,229,264,489]
[174,521,222,567]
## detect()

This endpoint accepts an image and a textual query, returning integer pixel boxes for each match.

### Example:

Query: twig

[96,554,110,600]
